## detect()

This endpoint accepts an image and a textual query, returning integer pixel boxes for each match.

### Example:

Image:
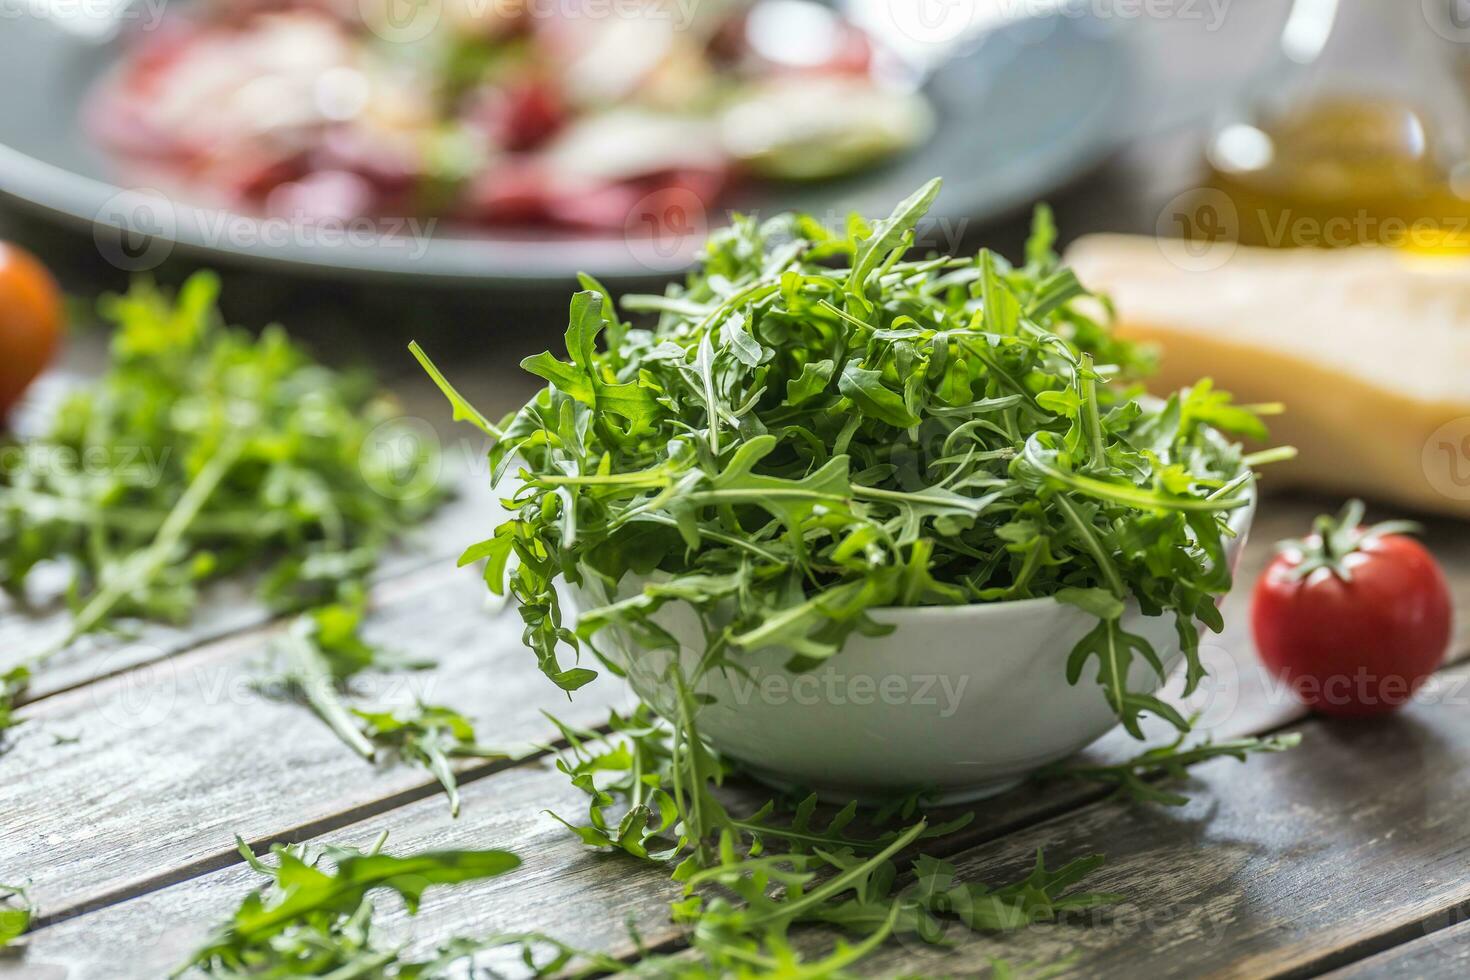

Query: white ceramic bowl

[575,488,1256,805]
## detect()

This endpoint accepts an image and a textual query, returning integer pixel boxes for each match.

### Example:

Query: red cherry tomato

[1252,500,1453,717]
[0,242,63,420]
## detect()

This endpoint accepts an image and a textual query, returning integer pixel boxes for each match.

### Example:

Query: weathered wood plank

[16,496,1469,978]
[0,561,628,920]
[1321,916,1470,980]
[0,760,682,980]
[17,606,1470,980]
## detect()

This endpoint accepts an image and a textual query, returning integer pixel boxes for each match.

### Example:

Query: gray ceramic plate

[0,10,1133,286]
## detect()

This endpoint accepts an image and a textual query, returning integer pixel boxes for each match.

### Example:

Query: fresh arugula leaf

[786,358,835,405]
[354,703,506,818]
[846,177,943,305]
[1065,617,1189,738]
[1,276,443,727]
[267,597,503,817]
[0,666,29,754]
[0,881,32,948]
[178,836,518,976]
[1038,731,1303,805]
[839,362,921,428]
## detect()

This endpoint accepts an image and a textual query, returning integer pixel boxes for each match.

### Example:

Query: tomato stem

[1282,498,1422,582]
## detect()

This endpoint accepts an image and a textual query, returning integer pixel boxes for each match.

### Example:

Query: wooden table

[8,4,1470,977]
[5,455,1470,980]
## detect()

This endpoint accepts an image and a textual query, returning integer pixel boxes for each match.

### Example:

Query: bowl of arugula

[575,471,1255,805]
[422,179,1279,804]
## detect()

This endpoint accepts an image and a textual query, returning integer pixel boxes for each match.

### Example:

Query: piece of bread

[1065,235,1470,517]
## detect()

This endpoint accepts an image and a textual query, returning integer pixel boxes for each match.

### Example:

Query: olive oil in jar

[1207,97,1470,250]
[1199,0,1470,251]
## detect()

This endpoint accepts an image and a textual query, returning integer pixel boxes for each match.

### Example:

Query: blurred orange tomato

[0,243,62,419]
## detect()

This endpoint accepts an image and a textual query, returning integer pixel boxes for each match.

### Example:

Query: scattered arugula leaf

[801,847,1119,947]
[538,707,1120,974]
[267,596,504,816]
[0,275,503,813]
[272,599,385,761]
[177,835,519,977]
[0,275,505,818]
[545,705,893,865]
[0,274,442,715]
[181,823,1119,979]
[0,666,28,755]
[0,881,32,949]
[912,849,1119,934]
[1037,731,1303,806]
[354,703,507,818]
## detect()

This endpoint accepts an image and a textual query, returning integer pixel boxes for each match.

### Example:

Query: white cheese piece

[1065,235,1470,517]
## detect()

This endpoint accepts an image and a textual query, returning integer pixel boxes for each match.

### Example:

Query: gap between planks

[1279,906,1470,980]
[1316,904,1470,979]
[0,558,631,925]
[28,746,573,934]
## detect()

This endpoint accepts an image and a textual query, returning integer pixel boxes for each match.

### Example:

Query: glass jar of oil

[1203,0,1470,250]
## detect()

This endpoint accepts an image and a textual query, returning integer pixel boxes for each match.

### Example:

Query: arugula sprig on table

[0,881,32,949]
[268,597,507,817]
[177,835,521,977]
[178,817,1117,979]
[177,707,1125,977]
[0,277,500,817]
[544,705,975,865]
[353,703,507,818]
[0,273,441,699]
[1039,730,1303,806]
[0,668,26,745]
[538,707,1117,970]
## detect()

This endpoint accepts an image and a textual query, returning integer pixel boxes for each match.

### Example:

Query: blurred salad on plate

[90,0,934,230]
